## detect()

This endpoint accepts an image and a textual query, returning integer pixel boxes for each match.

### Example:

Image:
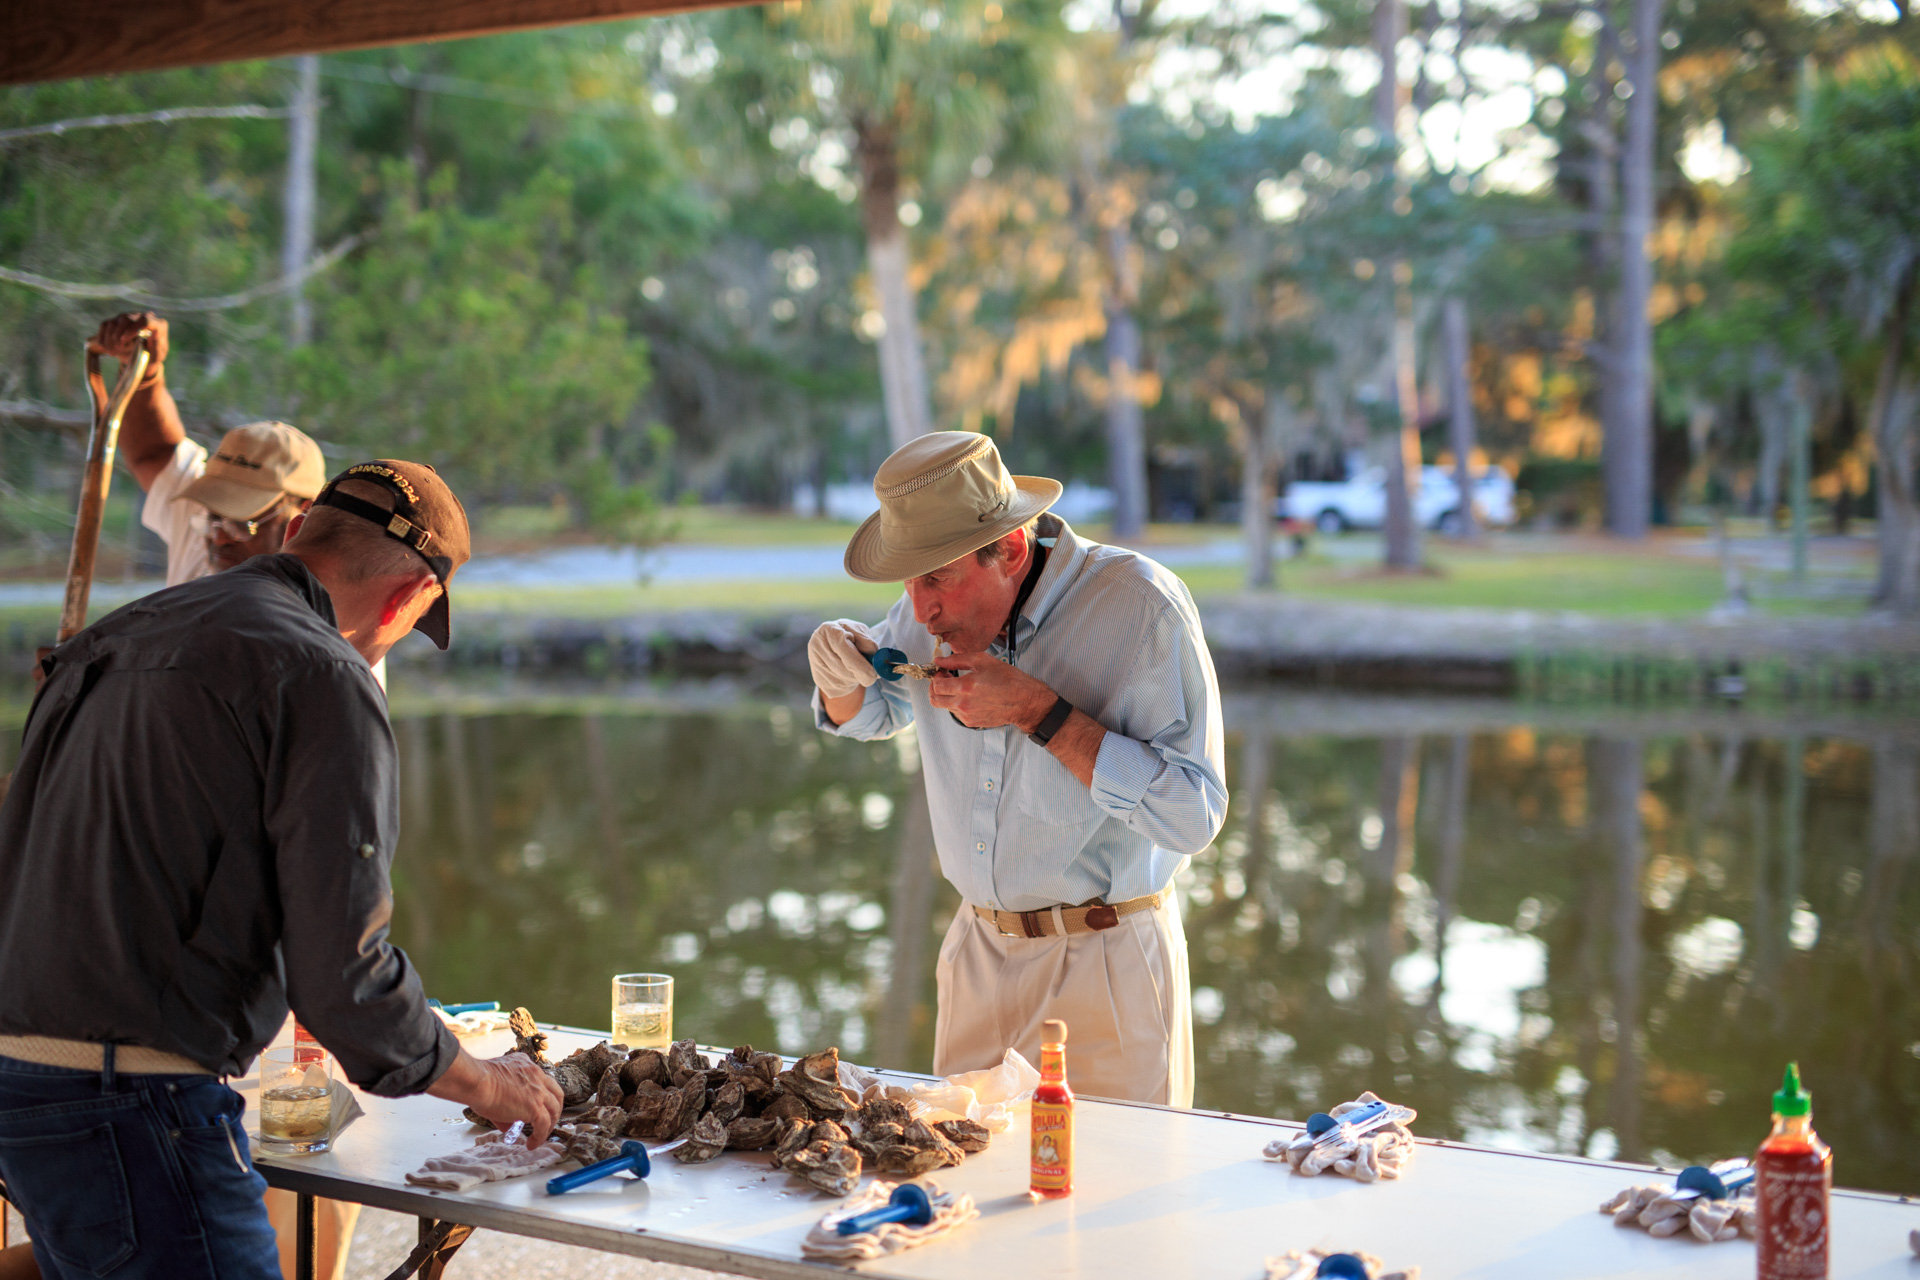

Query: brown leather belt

[973,891,1165,939]
[0,1034,210,1075]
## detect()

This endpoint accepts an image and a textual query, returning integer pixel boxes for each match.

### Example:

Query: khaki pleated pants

[932,892,1193,1107]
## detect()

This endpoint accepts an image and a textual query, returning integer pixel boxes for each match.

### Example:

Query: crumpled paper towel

[904,1049,1040,1133]
[801,1180,979,1262]
[405,1129,567,1192]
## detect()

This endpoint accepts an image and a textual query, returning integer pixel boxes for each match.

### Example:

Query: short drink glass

[611,973,673,1049]
[258,1045,334,1154]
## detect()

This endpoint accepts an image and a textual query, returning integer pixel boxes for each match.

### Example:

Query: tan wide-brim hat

[177,421,326,520]
[844,432,1063,583]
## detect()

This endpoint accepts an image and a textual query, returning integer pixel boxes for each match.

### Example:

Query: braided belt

[0,1034,210,1075]
[972,891,1165,939]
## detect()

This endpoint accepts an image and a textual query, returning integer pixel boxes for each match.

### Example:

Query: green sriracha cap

[1773,1062,1811,1117]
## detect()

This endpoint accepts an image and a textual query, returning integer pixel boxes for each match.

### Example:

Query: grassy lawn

[453,577,902,618]
[0,521,1873,638]
[1182,539,1868,617]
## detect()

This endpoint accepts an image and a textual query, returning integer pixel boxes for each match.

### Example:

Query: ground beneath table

[345,1206,728,1280]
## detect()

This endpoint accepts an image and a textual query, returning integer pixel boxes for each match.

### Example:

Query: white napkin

[327,1081,364,1140]
[405,1129,566,1192]
[801,1180,978,1262]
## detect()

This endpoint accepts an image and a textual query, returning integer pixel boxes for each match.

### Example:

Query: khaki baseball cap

[177,422,326,520]
[843,432,1062,583]
[310,460,471,649]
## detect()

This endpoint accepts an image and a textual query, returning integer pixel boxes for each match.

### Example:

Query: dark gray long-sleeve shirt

[0,554,457,1095]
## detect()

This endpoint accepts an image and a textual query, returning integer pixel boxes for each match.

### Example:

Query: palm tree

[707,0,1067,450]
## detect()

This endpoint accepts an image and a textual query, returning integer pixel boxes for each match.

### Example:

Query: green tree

[702,0,1069,450]
[1729,50,1920,611]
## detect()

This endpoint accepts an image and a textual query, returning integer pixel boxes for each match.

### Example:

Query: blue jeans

[0,1051,280,1279]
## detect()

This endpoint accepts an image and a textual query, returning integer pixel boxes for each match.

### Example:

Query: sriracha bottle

[1754,1062,1831,1280]
[1029,1019,1073,1199]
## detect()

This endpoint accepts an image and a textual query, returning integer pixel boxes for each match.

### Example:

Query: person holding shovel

[90,311,327,585]
[0,462,563,1280]
[807,432,1228,1106]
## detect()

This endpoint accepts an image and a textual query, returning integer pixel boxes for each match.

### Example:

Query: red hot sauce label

[1030,1101,1072,1193]
[1757,1166,1830,1280]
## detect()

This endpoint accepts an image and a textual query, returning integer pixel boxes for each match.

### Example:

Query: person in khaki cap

[90,312,325,583]
[808,432,1227,1106]
[0,459,561,1280]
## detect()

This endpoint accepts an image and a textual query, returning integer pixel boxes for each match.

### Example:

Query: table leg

[295,1193,316,1280]
[419,1221,474,1280]
[379,1219,475,1280]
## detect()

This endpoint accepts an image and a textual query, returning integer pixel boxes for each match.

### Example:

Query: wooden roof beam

[1,0,757,88]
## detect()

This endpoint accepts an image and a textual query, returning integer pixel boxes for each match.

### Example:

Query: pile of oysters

[474,1010,989,1195]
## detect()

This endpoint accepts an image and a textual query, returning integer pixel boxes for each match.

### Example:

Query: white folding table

[245,1025,1919,1280]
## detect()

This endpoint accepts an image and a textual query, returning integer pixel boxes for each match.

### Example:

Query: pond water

[371,679,1919,1194]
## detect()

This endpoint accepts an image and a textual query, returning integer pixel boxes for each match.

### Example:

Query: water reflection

[381,679,1920,1195]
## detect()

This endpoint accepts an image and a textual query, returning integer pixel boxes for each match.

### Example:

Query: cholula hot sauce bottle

[1755,1062,1831,1280]
[1030,1019,1073,1199]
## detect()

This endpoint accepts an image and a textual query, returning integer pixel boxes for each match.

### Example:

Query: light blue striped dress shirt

[812,519,1228,913]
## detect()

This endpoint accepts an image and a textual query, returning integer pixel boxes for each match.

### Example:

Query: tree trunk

[1241,391,1289,590]
[282,54,320,348]
[1788,374,1811,581]
[1608,0,1661,539]
[856,123,935,450]
[1870,269,1919,612]
[1102,225,1150,538]
[1443,296,1479,538]
[1588,112,1621,493]
[1374,0,1421,569]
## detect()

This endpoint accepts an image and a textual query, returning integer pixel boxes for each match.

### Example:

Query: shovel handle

[59,331,153,644]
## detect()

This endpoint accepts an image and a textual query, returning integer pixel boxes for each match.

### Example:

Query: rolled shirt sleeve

[1086,606,1229,856]
[264,660,457,1096]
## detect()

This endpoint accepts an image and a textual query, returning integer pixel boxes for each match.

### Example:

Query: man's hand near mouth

[931,652,1104,786]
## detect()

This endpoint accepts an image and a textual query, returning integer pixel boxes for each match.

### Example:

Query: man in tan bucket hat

[809,432,1227,1106]
[91,312,325,584]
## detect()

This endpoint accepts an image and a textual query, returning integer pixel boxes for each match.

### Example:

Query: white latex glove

[809,619,881,698]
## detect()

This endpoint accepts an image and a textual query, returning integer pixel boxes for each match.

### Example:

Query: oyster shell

[666,1039,710,1082]
[708,1079,747,1126]
[552,1062,594,1108]
[852,1121,902,1160]
[508,1007,549,1064]
[620,1049,670,1092]
[872,1119,964,1175]
[761,1090,812,1122]
[786,1139,863,1195]
[773,1119,819,1162]
[561,1040,621,1084]
[675,1112,731,1164]
[725,1116,789,1150]
[857,1096,914,1131]
[776,1049,854,1117]
[594,1065,625,1109]
[934,1118,992,1154]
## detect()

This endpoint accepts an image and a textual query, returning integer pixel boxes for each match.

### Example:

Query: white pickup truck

[1281,465,1516,535]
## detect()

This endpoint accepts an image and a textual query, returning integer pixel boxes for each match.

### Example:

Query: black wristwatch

[1028,695,1074,747]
